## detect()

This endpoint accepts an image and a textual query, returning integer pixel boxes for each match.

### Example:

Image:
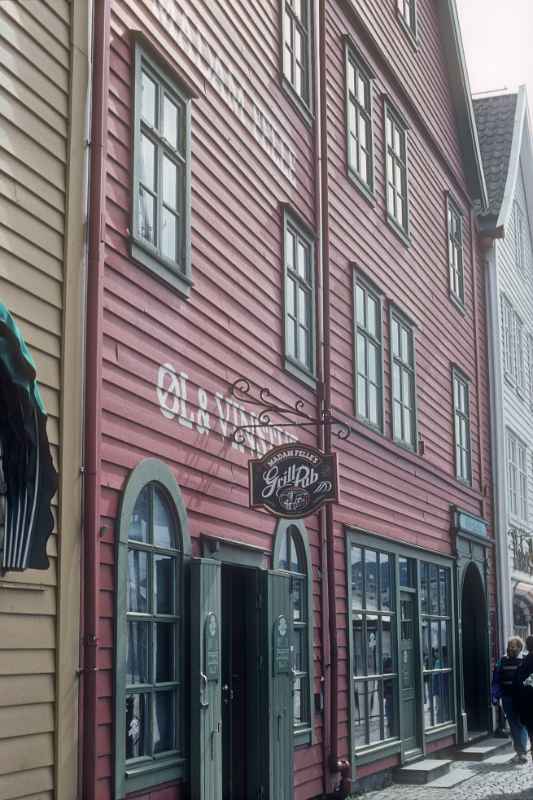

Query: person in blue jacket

[493,636,528,763]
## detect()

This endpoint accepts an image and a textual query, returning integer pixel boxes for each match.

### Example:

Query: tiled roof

[473,93,517,218]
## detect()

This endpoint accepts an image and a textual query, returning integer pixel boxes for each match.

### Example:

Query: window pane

[163,95,179,150]
[130,487,150,542]
[138,187,155,244]
[422,619,430,670]
[162,156,178,209]
[140,134,156,191]
[153,489,175,549]
[392,364,401,400]
[368,384,378,426]
[429,565,439,614]
[293,627,304,671]
[356,285,365,324]
[383,679,394,738]
[292,576,304,622]
[155,554,174,615]
[287,317,297,360]
[351,547,364,610]
[297,285,307,323]
[431,620,440,667]
[141,71,157,127]
[437,673,451,724]
[286,229,295,269]
[380,553,391,610]
[287,276,295,317]
[367,296,377,336]
[367,615,378,674]
[278,529,289,571]
[381,616,393,673]
[423,673,433,728]
[357,374,367,418]
[392,318,400,357]
[357,334,366,376]
[368,342,377,382]
[298,325,309,367]
[353,681,367,746]
[439,568,449,616]
[368,682,381,742]
[420,563,429,614]
[297,240,307,279]
[365,550,378,610]
[293,675,309,726]
[353,614,364,677]
[155,622,174,683]
[126,693,149,759]
[154,690,175,753]
[127,621,150,684]
[161,208,178,262]
[128,549,149,613]
[441,620,449,667]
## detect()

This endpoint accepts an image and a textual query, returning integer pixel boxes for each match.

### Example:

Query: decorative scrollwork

[229,377,350,445]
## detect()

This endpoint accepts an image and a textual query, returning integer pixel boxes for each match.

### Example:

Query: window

[390,309,416,449]
[350,545,397,747]
[132,43,192,295]
[385,103,409,237]
[275,521,313,745]
[115,460,190,797]
[447,198,464,305]
[283,213,315,382]
[397,0,417,38]
[282,0,312,110]
[502,296,525,393]
[420,564,453,728]
[515,201,525,274]
[346,46,374,194]
[507,430,528,523]
[453,370,471,484]
[354,275,383,430]
[516,314,525,393]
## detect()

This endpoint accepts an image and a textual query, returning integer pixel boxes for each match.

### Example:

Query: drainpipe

[81,1,110,798]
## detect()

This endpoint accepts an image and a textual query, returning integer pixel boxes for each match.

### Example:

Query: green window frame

[273,519,314,747]
[345,44,374,195]
[385,102,409,238]
[131,42,192,297]
[452,369,471,485]
[281,0,312,113]
[115,459,192,799]
[447,197,464,306]
[420,563,453,730]
[350,544,397,749]
[390,307,417,450]
[283,211,316,386]
[396,0,418,40]
[347,530,456,762]
[353,273,383,431]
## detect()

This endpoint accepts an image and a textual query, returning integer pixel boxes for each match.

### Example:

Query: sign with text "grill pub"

[249,443,339,518]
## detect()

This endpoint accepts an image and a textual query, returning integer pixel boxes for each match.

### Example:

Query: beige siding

[0,0,86,798]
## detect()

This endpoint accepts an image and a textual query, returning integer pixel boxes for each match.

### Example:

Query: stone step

[457,737,513,761]
[393,758,452,785]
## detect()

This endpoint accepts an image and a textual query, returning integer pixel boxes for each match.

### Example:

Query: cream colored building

[0,1,89,798]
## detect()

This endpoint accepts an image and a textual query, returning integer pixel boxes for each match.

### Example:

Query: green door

[263,570,294,800]
[191,559,222,800]
[399,591,420,757]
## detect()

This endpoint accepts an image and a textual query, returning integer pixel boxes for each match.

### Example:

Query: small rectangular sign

[249,443,339,519]
[455,510,488,539]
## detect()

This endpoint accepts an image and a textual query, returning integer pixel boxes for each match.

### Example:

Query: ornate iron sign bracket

[230,377,350,445]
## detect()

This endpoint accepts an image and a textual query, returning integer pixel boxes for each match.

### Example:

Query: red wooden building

[80,1,494,799]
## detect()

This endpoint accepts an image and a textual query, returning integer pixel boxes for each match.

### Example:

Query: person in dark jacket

[493,636,528,762]
[514,634,533,760]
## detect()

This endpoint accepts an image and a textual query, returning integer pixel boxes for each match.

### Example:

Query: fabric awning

[0,303,57,571]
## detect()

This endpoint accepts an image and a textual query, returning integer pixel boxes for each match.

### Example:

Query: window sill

[281,76,314,128]
[131,237,192,299]
[424,722,456,742]
[386,214,410,248]
[392,437,417,455]
[455,474,472,489]
[355,413,384,437]
[125,755,186,795]
[284,356,317,390]
[449,290,465,315]
[354,739,401,766]
[294,727,312,748]
[347,169,375,208]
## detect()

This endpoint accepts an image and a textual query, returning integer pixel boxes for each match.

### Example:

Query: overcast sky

[456,0,533,108]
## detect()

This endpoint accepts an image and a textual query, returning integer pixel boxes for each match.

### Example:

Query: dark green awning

[0,303,57,571]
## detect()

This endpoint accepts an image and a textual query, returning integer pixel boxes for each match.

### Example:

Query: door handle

[200,672,209,708]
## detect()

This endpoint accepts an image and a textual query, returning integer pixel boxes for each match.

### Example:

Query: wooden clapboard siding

[0,0,86,798]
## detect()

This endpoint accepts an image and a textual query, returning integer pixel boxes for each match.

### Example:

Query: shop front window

[421,563,453,728]
[351,545,397,747]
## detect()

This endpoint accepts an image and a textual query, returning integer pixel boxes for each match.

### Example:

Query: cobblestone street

[362,753,533,800]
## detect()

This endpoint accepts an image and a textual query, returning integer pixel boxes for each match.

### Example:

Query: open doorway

[461,562,489,737]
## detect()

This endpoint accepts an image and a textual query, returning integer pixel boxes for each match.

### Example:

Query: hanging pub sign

[249,443,339,519]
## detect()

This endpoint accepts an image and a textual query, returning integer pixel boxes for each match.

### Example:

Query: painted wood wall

[98,1,322,798]
[0,1,87,799]
[325,0,496,769]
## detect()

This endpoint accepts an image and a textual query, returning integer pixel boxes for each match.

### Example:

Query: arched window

[115,459,191,798]
[273,519,314,747]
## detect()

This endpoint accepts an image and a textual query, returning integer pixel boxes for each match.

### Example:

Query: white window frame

[507,430,528,524]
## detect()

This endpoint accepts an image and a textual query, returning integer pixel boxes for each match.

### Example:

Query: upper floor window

[354,275,383,431]
[502,295,525,394]
[515,201,525,274]
[346,46,374,194]
[282,0,312,110]
[507,430,528,523]
[132,43,192,296]
[274,521,313,745]
[385,104,409,238]
[447,198,464,305]
[390,309,416,449]
[397,0,417,39]
[283,212,316,383]
[452,369,471,484]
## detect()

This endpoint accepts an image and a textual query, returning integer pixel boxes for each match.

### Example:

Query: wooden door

[399,591,420,756]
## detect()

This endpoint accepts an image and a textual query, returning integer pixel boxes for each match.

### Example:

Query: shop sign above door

[249,443,339,518]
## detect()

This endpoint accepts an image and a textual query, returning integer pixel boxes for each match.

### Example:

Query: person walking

[492,636,528,763]
[513,634,533,761]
